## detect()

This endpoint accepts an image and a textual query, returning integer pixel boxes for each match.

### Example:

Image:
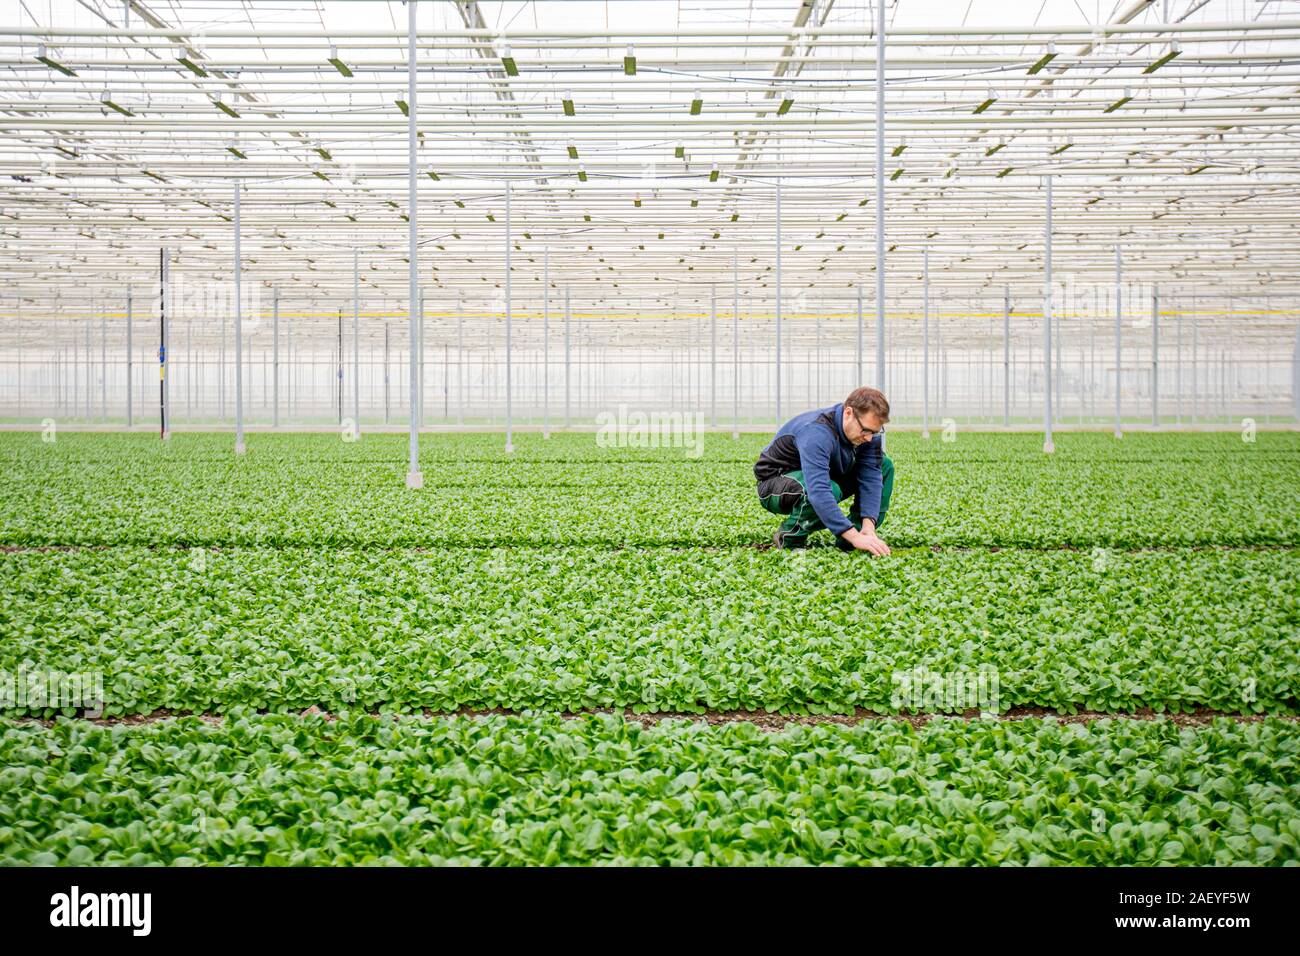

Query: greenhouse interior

[0,0,1298,884]
[2,0,1297,432]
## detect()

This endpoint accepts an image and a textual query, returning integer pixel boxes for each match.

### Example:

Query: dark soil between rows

[13,704,1297,732]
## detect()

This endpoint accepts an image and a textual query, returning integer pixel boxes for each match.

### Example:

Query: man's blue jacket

[753,403,884,536]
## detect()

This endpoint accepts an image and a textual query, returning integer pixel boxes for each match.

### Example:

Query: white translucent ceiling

[1,0,1298,325]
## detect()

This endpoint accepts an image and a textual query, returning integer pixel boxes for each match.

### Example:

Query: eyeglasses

[852,409,881,438]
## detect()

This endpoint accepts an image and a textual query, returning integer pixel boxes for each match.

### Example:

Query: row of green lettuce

[2,547,1294,717]
[3,435,1298,547]
[6,429,1298,463]
[1,713,1295,865]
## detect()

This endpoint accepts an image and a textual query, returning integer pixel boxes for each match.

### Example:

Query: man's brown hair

[844,386,890,423]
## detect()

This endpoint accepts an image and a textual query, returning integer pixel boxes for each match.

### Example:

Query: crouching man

[754,387,894,554]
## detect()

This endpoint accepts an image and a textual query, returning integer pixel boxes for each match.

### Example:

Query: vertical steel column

[564,285,571,428]
[1043,176,1054,454]
[1151,286,1159,427]
[14,299,20,421]
[272,288,279,427]
[99,308,106,421]
[874,0,886,394]
[404,0,422,488]
[775,177,782,423]
[922,248,930,438]
[383,320,390,425]
[126,291,133,427]
[336,308,343,426]
[234,181,245,454]
[1114,245,1122,438]
[505,181,514,453]
[1002,286,1010,427]
[710,285,717,428]
[456,302,464,425]
[353,248,360,436]
[543,247,550,438]
[418,292,425,428]
[733,248,740,439]
[159,248,168,439]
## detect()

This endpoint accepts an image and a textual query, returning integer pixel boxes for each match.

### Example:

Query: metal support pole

[564,285,571,427]
[1151,286,1159,428]
[775,177,782,423]
[337,308,343,427]
[1043,176,1054,454]
[234,181,245,454]
[875,0,886,394]
[159,248,168,440]
[12,304,19,421]
[353,248,360,436]
[732,249,740,439]
[456,303,464,425]
[1003,286,1010,427]
[272,288,279,427]
[922,249,930,438]
[126,291,133,427]
[99,308,106,421]
[404,0,422,489]
[383,320,390,425]
[418,292,425,428]
[505,181,514,453]
[543,247,550,438]
[1114,245,1123,438]
[710,285,717,428]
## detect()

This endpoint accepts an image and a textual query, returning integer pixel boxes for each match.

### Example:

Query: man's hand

[841,527,891,556]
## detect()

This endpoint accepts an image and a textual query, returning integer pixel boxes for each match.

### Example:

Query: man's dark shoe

[773,528,808,550]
